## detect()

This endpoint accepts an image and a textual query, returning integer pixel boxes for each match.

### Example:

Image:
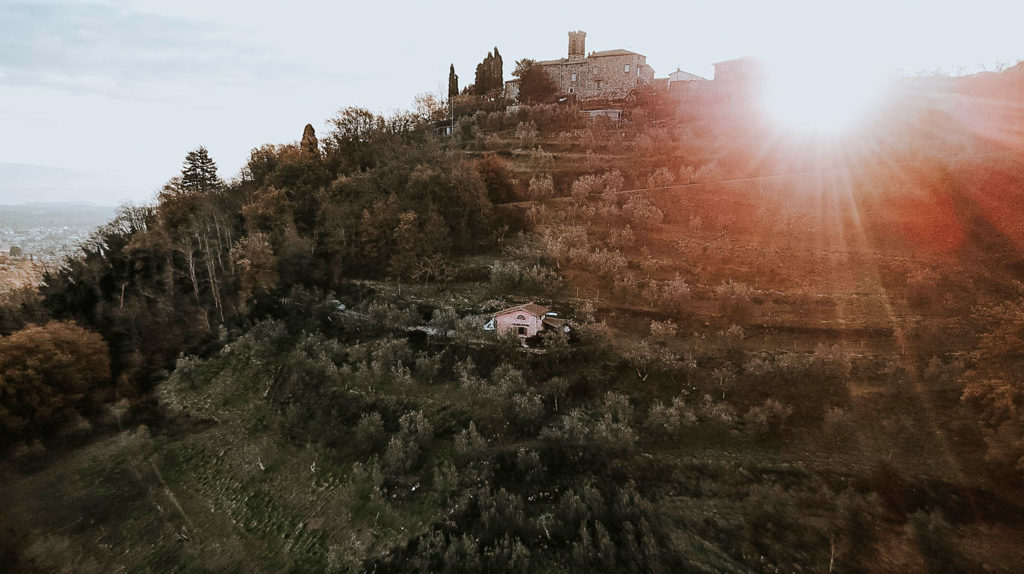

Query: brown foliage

[0,321,111,438]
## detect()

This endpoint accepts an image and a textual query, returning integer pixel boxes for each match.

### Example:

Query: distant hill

[0,162,136,205]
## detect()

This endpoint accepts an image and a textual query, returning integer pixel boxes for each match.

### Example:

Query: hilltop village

[450,29,1023,114]
[451,30,761,109]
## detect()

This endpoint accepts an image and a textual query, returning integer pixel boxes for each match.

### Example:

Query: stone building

[668,68,705,86]
[712,57,767,87]
[485,302,568,339]
[514,31,656,101]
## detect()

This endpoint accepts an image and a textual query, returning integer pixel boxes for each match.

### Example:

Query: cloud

[0,1,293,96]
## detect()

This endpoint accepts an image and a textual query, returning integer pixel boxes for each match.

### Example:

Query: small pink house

[488,302,568,338]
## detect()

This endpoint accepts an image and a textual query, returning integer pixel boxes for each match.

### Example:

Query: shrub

[413,351,442,382]
[516,121,539,148]
[649,319,678,341]
[383,433,420,475]
[696,394,737,425]
[489,260,562,295]
[821,407,856,446]
[600,392,634,426]
[906,510,972,573]
[743,399,794,438]
[360,301,419,335]
[711,363,738,399]
[354,411,387,453]
[476,155,517,204]
[624,340,678,381]
[601,171,624,194]
[717,324,745,354]
[528,174,554,201]
[484,134,502,150]
[571,174,605,204]
[644,401,681,436]
[660,275,691,314]
[646,167,675,189]
[382,410,434,475]
[605,225,636,250]
[541,406,637,462]
[678,165,697,184]
[510,392,545,433]
[694,160,722,183]
[714,279,755,323]
[515,447,543,483]
[454,421,490,466]
[622,195,664,229]
[586,249,628,280]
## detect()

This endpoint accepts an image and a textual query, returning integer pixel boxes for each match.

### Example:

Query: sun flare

[763,60,889,134]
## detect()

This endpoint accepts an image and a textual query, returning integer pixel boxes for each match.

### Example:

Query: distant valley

[0,202,115,262]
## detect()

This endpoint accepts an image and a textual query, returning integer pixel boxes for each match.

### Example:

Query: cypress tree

[448,64,459,99]
[300,124,319,155]
[472,48,504,96]
[492,47,503,93]
[474,53,488,95]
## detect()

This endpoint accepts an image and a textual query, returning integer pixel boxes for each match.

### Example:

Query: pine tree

[181,146,221,194]
[448,64,459,99]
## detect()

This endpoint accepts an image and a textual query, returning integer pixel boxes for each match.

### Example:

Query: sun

[762,59,888,134]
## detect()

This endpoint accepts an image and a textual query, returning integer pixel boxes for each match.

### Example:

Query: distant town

[0,203,115,263]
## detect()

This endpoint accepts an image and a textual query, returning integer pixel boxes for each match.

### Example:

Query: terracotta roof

[536,49,641,65]
[495,302,550,317]
[669,69,705,81]
[542,316,568,329]
[590,49,640,58]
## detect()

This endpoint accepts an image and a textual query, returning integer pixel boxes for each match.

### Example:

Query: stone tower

[568,30,586,62]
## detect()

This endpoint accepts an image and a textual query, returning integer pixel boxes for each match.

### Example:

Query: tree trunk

[184,240,200,302]
[199,230,224,322]
[165,254,175,298]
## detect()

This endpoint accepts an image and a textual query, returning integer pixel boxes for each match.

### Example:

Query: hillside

[3,83,1024,572]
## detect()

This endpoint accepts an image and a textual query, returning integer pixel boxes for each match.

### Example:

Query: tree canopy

[0,321,110,441]
[473,48,503,96]
[180,146,222,194]
[448,64,459,99]
[513,58,558,104]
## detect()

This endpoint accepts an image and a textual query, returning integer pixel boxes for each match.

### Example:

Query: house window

[569,87,574,94]
[624,64,630,73]
[517,326,528,336]
[571,73,577,82]
[516,314,526,320]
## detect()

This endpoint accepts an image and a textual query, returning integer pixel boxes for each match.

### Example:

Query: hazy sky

[1,0,1020,205]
